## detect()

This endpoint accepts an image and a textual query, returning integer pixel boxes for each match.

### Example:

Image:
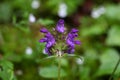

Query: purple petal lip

[45,33,51,37]
[74,40,81,45]
[58,19,64,24]
[39,38,47,42]
[45,47,51,55]
[66,38,74,46]
[56,19,65,33]
[46,42,53,48]
[71,28,79,33]
[40,28,48,33]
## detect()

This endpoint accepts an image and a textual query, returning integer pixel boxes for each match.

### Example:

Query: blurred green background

[0,0,120,80]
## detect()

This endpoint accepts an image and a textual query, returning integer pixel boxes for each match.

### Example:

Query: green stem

[109,56,120,80]
[58,56,61,80]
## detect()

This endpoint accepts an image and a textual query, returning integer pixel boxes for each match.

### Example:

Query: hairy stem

[109,56,120,80]
[58,56,61,80]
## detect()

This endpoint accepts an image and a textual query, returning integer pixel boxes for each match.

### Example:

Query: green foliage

[0,0,120,80]
[96,49,120,76]
[79,66,90,80]
[0,3,12,22]
[0,60,16,80]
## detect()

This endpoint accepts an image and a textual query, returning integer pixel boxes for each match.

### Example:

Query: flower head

[39,19,81,56]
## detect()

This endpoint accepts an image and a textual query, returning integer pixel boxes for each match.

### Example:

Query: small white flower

[16,70,23,76]
[76,57,84,65]
[91,6,105,18]
[25,47,33,55]
[29,14,36,23]
[58,3,67,18]
[31,0,40,9]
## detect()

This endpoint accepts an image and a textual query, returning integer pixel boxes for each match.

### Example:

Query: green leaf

[39,65,67,78]
[0,60,15,80]
[106,25,120,46]
[55,58,68,67]
[95,49,120,77]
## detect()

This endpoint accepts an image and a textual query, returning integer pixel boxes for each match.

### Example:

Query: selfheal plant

[39,19,81,56]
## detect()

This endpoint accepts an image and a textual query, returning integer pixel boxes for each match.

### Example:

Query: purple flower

[39,28,55,55]
[66,28,81,54]
[56,19,65,33]
[39,19,81,56]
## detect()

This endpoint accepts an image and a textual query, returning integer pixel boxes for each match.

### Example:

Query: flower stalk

[58,55,61,80]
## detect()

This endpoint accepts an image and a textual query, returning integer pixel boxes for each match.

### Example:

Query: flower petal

[46,42,53,48]
[71,28,78,33]
[66,38,74,47]
[74,40,81,45]
[45,47,51,55]
[68,47,75,54]
[56,19,65,33]
[40,28,48,33]
[39,38,47,42]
